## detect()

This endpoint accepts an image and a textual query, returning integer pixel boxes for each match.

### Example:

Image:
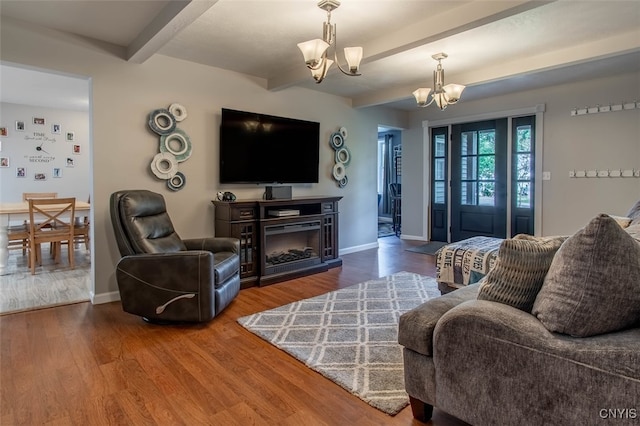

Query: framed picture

[66,131,75,141]
[34,172,47,181]
[52,124,61,134]
[16,167,26,178]
[53,167,62,178]
[73,144,81,155]
[0,157,9,167]
[66,157,75,167]
[0,127,7,137]
[33,117,45,125]
[15,121,25,132]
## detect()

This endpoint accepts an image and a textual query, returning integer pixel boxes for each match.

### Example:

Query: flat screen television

[219,108,320,184]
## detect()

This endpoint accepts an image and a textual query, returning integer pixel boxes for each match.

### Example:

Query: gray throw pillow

[477,234,567,312]
[532,214,640,337]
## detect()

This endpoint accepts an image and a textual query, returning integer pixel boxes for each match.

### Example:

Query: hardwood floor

[0,237,469,425]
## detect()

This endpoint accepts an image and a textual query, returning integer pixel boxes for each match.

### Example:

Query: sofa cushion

[477,234,567,312]
[532,214,640,337]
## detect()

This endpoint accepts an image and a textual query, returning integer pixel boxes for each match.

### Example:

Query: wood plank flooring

[0,237,469,426]
[0,246,91,314]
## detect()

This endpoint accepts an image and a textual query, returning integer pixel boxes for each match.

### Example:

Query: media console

[212,196,342,288]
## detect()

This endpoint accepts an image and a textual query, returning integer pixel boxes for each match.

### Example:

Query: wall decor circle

[332,162,346,181]
[329,132,344,150]
[338,175,348,188]
[168,103,188,122]
[150,152,178,179]
[160,128,192,162]
[335,146,351,166]
[330,126,351,187]
[148,109,176,135]
[167,171,186,191]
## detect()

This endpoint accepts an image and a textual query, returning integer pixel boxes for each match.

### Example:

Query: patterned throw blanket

[436,236,503,287]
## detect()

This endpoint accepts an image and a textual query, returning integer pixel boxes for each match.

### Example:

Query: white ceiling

[1,0,639,111]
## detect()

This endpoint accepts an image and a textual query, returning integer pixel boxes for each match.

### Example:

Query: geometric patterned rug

[238,272,441,415]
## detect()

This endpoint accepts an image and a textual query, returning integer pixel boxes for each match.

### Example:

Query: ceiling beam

[352,28,640,108]
[126,0,219,64]
[267,0,555,91]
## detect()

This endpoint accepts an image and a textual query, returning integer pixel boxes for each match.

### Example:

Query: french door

[430,116,535,242]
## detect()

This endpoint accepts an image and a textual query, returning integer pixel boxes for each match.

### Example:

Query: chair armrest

[116,251,216,322]
[184,237,239,254]
[398,284,479,356]
[436,300,640,379]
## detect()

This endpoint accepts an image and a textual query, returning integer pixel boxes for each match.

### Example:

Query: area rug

[406,241,448,255]
[378,220,395,238]
[238,271,441,415]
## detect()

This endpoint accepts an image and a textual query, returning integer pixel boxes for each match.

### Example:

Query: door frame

[422,104,545,242]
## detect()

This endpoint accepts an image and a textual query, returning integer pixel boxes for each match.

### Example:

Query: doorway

[377,128,401,238]
[430,115,536,242]
[0,64,92,314]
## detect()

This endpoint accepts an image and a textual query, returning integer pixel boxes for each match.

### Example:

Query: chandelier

[413,53,465,110]
[297,0,363,84]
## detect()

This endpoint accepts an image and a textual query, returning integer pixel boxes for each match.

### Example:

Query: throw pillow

[608,215,632,228]
[532,214,640,337]
[477,234,567,312]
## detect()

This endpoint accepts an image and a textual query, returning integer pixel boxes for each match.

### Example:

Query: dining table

[0,200,91,275]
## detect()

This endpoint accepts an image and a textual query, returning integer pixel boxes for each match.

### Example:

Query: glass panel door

[430,127,448,242]
[511,116,535,236]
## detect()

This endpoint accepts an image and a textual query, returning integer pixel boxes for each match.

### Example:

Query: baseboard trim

[340,242,379,255]
[91,290,120,305]
[400,234,428,241]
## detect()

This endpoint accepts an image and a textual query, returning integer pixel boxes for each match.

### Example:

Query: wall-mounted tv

[219,108,320,184]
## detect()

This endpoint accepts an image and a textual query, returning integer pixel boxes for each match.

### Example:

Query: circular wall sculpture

[147,103,191,191]
[330,126,350,187]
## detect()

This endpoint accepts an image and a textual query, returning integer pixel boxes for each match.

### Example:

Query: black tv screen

[219,108,320,184]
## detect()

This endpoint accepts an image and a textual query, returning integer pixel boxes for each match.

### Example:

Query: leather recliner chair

[110,189,241,323]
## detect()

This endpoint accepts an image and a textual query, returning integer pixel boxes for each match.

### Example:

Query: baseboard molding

[400,234,428,241]
[340,242,379,255]
[91,290,120,305]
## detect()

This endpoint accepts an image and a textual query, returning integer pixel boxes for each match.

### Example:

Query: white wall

[0,103,90,202]
[0,17,408,302]
[402,72,640,239]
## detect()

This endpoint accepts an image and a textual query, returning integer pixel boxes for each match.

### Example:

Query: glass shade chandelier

[413,53,465,110]
[297,0,363,84]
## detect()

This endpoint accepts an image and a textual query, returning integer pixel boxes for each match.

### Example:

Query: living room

[0,0,638,424]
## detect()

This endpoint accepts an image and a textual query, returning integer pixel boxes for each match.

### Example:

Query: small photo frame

[66,157,75,167]
[66,131,75,141]
[15,121,25,132]
[33,117,45,125]
[34,172,47,181]
[52,124,61,134]
[73,144,81,155]
[0,127,7,137]
[53,167,62,178]
[16,167,26,178]
[0,157,9,167]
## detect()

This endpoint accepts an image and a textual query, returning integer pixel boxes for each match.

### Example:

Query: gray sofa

[399,207,640,425]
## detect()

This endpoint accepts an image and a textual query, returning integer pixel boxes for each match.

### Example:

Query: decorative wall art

[15,121,25,131]
[16,167,26,178]
[330,126,350,188]
[0,127,7,137]
[0,157,9,167]
[147,103,191,191]
[33,117,45,125]
[66,131,74,141]
[52,124,61,134]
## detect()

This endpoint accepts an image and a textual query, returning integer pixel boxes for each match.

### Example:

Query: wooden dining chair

[8,224,30,255]
[27,197,76,275]
[23,192,58,201]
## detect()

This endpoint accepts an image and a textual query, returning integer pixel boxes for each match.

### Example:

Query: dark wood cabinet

[213,196,342,288]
